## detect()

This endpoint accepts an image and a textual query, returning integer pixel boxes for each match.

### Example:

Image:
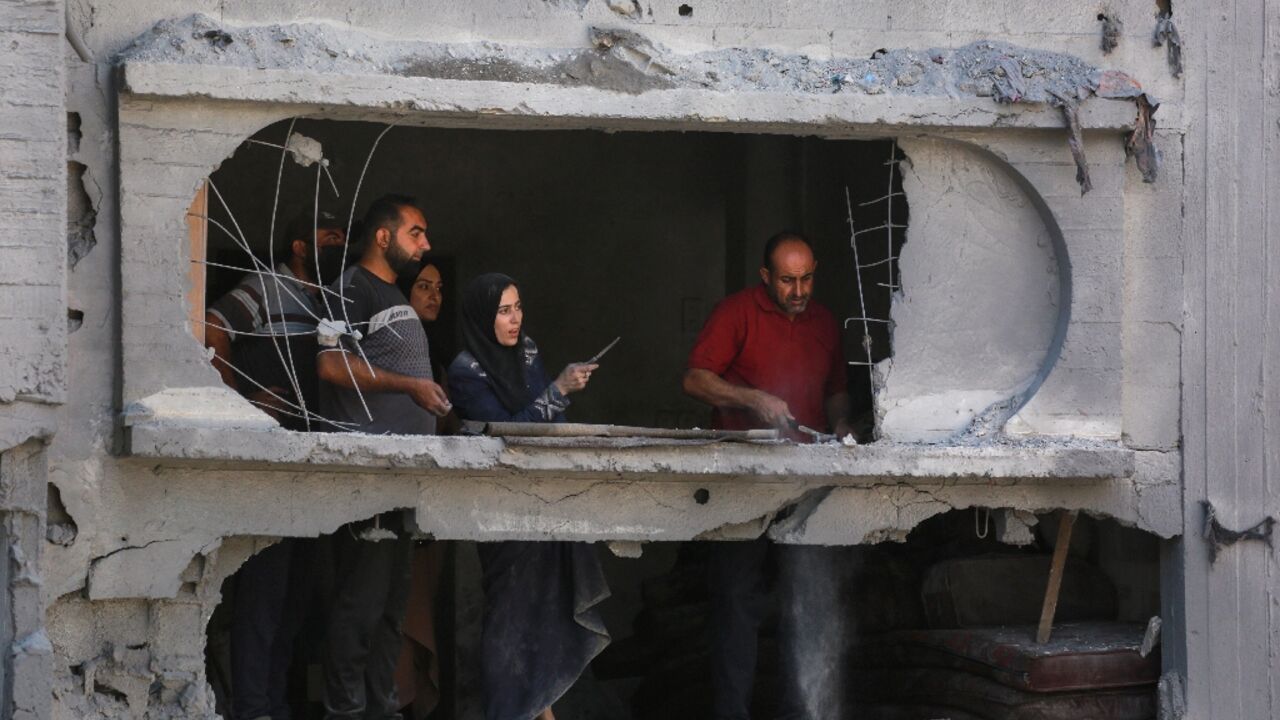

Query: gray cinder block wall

[0,0,1269,718]
[0,0,65,717]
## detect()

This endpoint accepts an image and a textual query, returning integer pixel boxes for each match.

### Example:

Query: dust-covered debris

[545,0,591,12]
[606,540,643,558]
[1158,671,1186,720]
[606,0,642,17]
[196,28,233,50]
[119,16,1165,187]
[283,132,324,167]
[1153,12,1183,78]
[67,161,97,269]
[1099,10,1123,54]
[119,16,1134,102]
[1140,615,1162,657]
[994,509,1039,545]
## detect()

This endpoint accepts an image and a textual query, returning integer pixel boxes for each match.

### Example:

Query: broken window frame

[117,61,1140,495]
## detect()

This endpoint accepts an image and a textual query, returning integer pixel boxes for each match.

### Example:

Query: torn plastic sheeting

[1050,92,1092,195]
[1093,70,1163,184]
[1126,95,1161,183]
[980,54,1093,194]
[1092,69,1144,98]
[983,58,1162,194]
[1153,13,1183,79]
[989,56,1027,104]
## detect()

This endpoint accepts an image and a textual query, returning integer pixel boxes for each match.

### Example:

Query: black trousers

[708,539,810,720]
[322,514,414,720]
[231,538,312,720]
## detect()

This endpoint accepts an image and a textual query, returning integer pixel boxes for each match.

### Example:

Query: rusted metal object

[1202,500,1275,563]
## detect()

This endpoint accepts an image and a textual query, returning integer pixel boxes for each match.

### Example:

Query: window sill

[124,404,1134,482]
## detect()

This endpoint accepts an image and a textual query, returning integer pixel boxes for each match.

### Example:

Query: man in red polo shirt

[683,231,851,720]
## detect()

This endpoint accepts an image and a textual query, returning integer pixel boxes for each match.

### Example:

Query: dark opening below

[205,510,1162,719]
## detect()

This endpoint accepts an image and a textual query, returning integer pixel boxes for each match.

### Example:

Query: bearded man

[205,208,347,426]
[316,194,450,720]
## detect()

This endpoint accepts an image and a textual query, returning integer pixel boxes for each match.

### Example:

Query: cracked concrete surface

[877,136,1064,442]
[0,0,1205,717]
[116,13,1159,119]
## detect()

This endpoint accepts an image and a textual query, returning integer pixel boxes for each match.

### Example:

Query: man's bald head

[762,231,813,273]
[759,231,817,317]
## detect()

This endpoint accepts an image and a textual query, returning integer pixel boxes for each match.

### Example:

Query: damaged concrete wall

[1,442,54,720]
[0,0,65,718]
[1172,0,1280,718]
[878,136,1064,442]
[0,0,67,449]
[33,0,1213,717]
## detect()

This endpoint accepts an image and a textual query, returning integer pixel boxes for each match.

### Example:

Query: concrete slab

[119,61,1141,135]
[126,419,1136,481]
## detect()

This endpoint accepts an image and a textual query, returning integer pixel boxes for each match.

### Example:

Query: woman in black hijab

[397,260,451,378]
[446,273,610,720]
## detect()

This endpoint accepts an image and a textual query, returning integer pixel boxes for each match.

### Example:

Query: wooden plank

[185,180,208,343]
[1036,509,1077,644]
[476,421,779,442]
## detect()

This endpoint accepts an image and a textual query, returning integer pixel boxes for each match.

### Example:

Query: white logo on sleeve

[367,305,417,335]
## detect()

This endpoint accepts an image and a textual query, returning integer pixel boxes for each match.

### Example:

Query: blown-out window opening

[184,119,910,444]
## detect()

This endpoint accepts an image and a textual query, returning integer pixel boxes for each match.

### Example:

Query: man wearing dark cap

[203,208,346,720]
[684,231,851,720]
[205,209,347,423]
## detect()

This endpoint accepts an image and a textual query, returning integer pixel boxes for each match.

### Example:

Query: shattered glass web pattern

[190,120,400,431]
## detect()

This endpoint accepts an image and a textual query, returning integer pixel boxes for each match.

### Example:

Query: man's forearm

[317,349,422,395]
[682,368,759,410]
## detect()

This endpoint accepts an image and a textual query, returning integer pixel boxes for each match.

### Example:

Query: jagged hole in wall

[189,119,907,435]
[203,509,1162,719]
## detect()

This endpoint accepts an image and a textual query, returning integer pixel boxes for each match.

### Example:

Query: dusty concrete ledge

[116,15,1148,133]
[125,420,1135,482]
[118,60,1139,134]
